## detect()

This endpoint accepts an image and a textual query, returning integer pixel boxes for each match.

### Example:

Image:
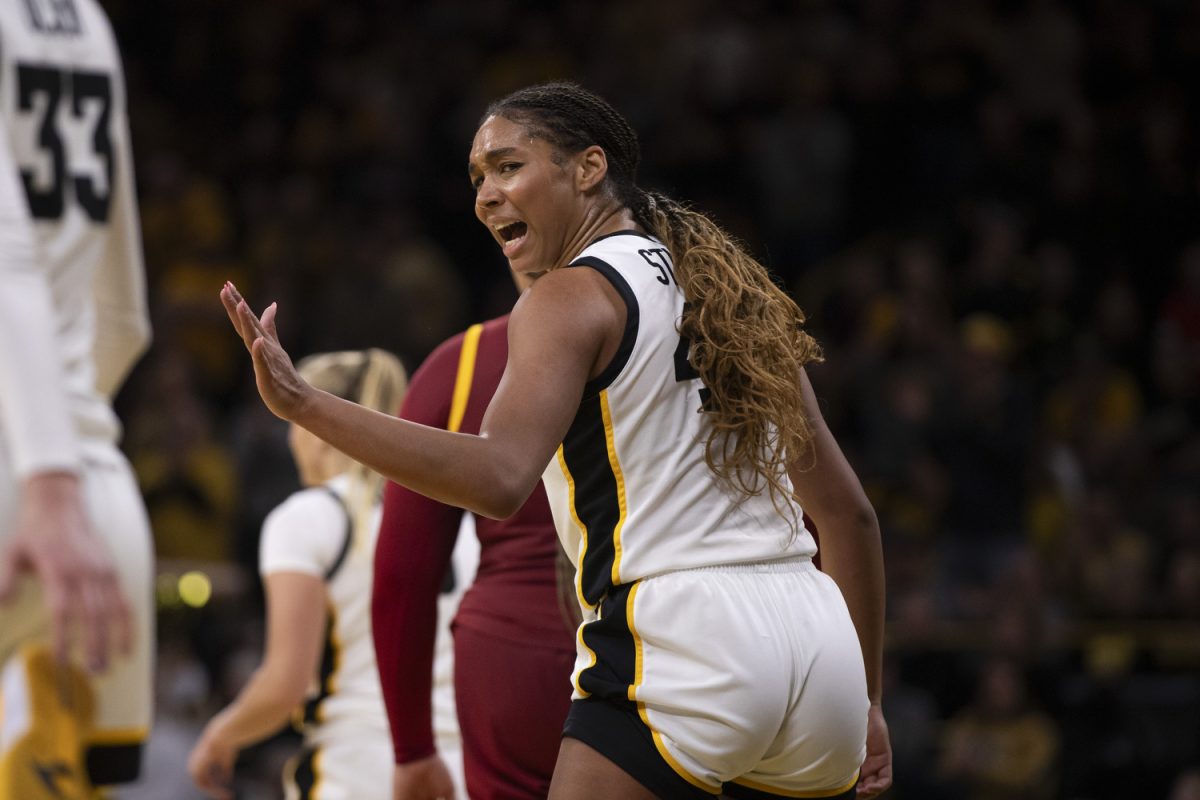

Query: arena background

[100,1,1199,798]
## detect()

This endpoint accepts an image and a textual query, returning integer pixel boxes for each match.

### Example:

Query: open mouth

[496,221,528,243]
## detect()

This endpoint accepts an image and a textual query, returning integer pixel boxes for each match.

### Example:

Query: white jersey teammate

[0,0,153,796]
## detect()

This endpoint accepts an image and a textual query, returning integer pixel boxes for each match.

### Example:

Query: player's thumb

[262,302,279,338]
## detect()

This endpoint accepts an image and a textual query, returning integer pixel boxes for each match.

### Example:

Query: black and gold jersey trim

[569,255,639,396]
[299,602,340,727]
[318,488,352,581]
[559,388,628,608]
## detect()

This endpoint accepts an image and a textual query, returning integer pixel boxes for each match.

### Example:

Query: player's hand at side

[0,472,132,672]
[856,703,893,798]
[394,754,457,800]
[220,281,312,421]
[188,727,237,800]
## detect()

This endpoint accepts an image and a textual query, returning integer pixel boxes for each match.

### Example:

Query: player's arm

[375,481,462,800]
[188,570,326,799]
[0,120,130,670]
[370,338,463,761]
[221,268,616,518]
[91,60,150,398]
[786,368,891,799]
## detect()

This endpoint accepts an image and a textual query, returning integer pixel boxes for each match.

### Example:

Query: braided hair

[485,82,823,520]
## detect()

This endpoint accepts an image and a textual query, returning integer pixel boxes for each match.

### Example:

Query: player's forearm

[373,509,451,762]
[372,563,439,762]
[294,390,538,518]
[207,667,304,750]
[814,505,885,705]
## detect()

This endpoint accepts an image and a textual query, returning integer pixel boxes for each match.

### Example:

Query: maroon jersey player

[372,314,576,799]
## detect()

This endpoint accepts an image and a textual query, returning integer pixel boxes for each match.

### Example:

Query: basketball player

[0,1,153,796]
[222,81,893,799]
[187,350,437,800]
[374,300,576,800]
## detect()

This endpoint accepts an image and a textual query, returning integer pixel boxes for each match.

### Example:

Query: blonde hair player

[223,82,892,800]
[186,349,455,800]
[0,1,153,796]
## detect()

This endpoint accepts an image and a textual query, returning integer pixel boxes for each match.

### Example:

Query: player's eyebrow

[467,147,519,178]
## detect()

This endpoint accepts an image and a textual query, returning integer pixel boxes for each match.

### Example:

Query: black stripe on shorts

[86,741,142,785]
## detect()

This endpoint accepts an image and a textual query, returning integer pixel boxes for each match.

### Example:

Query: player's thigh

[548,737,658,800]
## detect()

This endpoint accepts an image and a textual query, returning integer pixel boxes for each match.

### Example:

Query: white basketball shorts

[0,439,154,787]
[564,556,868,798]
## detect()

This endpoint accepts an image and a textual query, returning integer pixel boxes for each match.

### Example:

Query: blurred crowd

[101,1,1199,798]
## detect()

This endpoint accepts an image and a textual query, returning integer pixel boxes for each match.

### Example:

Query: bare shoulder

[510,267,623,340]
[507,267,625,379]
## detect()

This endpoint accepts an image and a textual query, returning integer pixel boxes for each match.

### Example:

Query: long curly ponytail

[487,83,823,515]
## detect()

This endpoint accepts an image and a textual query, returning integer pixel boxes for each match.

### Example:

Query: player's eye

[499,162,522,175]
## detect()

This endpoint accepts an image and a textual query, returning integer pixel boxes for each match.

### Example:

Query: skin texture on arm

[787,368,892,799]
[220,267,621,519]
[188,572,326,799]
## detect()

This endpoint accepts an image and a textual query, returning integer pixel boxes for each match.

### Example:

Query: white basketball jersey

[261,477,390,744]
[0,0,148,473]
[541,231,817,610]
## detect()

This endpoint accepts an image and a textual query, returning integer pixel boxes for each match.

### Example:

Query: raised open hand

[220,281,312,421]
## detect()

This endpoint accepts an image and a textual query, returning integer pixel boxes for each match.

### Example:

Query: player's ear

[576,145,608,193]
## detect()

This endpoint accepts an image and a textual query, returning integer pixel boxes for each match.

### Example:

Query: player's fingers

[225,280,246,306]
[237,300,272,343]
[261,302,279,339]
[219,284,251,344]
[80,571,112,672]
[208,762,235,800]
[855,768,892,798]
[45,575,76,664]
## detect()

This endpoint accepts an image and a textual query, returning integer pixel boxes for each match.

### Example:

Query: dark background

[103,2,1200,798]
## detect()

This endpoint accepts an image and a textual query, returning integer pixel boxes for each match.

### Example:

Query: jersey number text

[640,248,713,410]
[16,63,113,222]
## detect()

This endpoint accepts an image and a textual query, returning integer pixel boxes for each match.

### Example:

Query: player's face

[469,114,582,276]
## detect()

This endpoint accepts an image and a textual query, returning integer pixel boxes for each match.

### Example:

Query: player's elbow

[849,493,879,531]
[273,673,313,710]
[471,470,534,520]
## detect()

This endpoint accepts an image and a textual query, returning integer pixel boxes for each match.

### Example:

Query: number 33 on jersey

[2,0,127,225]
[0,0,148,419]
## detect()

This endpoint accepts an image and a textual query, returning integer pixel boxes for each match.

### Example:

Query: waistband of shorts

[647,554,814,580]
